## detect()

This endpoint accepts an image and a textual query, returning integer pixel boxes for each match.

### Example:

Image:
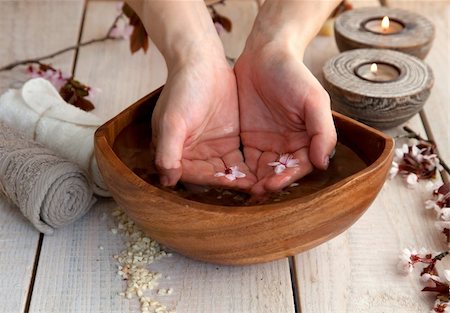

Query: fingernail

[323,156,330,169]
[160,175,169,186]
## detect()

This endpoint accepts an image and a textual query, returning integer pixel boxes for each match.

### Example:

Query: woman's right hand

[151,50,256,190]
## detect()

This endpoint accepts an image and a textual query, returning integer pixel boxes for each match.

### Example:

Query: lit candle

[363,16,405,35]
[355,62,401,82]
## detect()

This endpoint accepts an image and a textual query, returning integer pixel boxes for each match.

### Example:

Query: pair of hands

[152,42,336,196]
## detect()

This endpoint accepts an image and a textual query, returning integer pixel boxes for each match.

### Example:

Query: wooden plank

[0,200,40,313]
[391,0,450,169]
[296,1,450,312]
[0,0,83,92]
[0,1,84,312]
[30,2,295,312]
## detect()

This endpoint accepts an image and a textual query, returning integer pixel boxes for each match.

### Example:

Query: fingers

[153,114,186,186]
[304,87,337,170]
[180,153,256,190]
[250,148,313,195]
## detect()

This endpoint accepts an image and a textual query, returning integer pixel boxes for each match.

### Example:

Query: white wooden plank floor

[0,1,84,312]
[0,0,449,313]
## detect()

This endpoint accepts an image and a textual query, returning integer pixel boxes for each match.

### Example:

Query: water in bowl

[113,123,366,206]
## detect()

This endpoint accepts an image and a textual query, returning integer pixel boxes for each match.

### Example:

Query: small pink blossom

[397,248,432,274]
[27,65,70,91]
[85,87,102,101]
[394,143,409,160]
[214,165,246,181]
[389,161,399,179]
[425,199,441,211]
[435,221,450,232]
[421,273,442,287]
[431,299,449,313]
[406,173,418,187]
[214,22,225,35]
[110,24,133,39]
[268,153,299,174]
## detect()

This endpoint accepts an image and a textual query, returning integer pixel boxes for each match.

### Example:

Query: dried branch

[0,13,124,72]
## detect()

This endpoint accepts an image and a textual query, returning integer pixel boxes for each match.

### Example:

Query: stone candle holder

[334,7,435,59]
[323,49,434,129]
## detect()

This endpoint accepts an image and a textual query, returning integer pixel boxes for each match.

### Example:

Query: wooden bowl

[94,87,394,265]
[323,49,434,129]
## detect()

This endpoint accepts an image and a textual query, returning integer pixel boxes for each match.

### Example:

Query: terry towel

[0,122,96,234]
[0,77,109,196]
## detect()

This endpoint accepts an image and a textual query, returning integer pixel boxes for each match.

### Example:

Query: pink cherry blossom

[389,161,399,179]
[397,248,432,274]
[435,221,450,232]
[214,22,225,35]
[406,173,418,187]
[110,24,134,39]
[431,299,449,313]
[268,153,299,174]
[214,165,246,181]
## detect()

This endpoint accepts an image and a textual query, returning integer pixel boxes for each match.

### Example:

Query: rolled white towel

[0,78,110,196]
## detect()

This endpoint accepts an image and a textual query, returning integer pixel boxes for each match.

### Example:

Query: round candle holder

[323,49,434,129]
[334,7,435,59]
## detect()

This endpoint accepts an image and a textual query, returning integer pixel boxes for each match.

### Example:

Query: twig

[0,13,124,72]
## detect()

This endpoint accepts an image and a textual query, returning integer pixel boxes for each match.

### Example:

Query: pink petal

[214,172,225,177]
[214,22,225,35]
[286,159,299,168]
[122,25,134,39]
[268,161,280,166]
[234,171,246,179]
[274,164,286,174]
[406,173,418,186]
[225,174,236,181]
[279,154,290,164]
[109,26,121,38]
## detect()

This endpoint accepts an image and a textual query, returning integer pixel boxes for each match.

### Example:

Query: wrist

[163,32,227,73]
[245,0,340,58]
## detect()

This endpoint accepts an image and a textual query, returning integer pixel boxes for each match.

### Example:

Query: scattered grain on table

[111,207,175,313]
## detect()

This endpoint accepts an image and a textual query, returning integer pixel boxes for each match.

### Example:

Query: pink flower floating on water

[214,165,246,181]
[268,153,299,174]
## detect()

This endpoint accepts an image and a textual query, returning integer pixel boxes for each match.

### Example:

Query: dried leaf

[130,23,149,54]
[122,3,149,54]
[212,13,232,32]
[59,79,95,112]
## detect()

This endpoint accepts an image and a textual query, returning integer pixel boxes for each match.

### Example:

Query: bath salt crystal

[111,207,175,313]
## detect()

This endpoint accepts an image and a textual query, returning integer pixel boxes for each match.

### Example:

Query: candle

[323,48,434,129]
[363,16,405,35]
[334,8,435,59]
[355,62,401,82]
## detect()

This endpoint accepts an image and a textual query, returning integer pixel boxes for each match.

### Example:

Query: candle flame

[370,63,378,74]
[381,16,390,31]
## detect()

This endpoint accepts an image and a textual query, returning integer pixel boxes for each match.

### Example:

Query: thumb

[153,116,186,186]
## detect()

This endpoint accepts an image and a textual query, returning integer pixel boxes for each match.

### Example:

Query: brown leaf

[59,79,95,112]
[122,3,149,54]
[213,14,232,32]
[130,23,149,54]
[72,97,95,112]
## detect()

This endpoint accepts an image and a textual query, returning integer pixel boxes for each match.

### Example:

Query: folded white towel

[0,78,110,196]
